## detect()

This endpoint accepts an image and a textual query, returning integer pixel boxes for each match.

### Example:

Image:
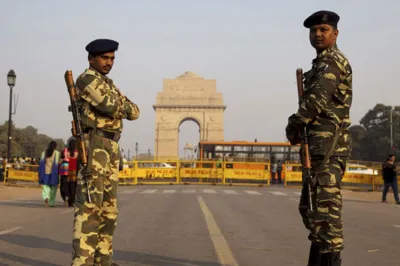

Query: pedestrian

[71,38,140,266]
[277,160,283,184]
[59,149,69,206]
[271,161,277,184]
[60,137,79,207]
[381,154,400,204]
[38,141,60,207]
[66,137,79,207]
[285,10,353,266]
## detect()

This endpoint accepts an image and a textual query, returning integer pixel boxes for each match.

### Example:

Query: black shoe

[320,252,341,266]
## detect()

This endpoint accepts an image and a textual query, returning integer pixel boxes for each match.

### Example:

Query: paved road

[0,185,399,266]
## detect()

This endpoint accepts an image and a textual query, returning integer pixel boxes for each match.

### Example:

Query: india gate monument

[153,71,226,158]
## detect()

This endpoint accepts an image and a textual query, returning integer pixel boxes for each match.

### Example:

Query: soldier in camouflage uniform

[71,39,140,266]
[285,11,352,266]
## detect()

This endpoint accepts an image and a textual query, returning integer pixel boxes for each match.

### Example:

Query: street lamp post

[6,70,16,163]
[135,141,138,160]
[390,106,394,149]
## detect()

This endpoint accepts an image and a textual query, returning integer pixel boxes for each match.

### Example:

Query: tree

[349,104,399,162]
[0,121,65,159]
[348,125,365,160]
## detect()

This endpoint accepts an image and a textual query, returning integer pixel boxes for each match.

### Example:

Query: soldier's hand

[285,124,301,145]
[287,134,301,145]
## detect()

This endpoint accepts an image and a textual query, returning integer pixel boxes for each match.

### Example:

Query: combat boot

[307,242,321,266]
[320,251,341,266]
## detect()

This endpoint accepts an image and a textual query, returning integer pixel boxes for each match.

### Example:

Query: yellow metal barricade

[342,161,379,191]
[4,164,39,187]
[118,166,136,185]
[179,160,223,185]
[134,161,179,185]
[284,162,377,191]
[1,159,385,191]
[372,176,400,192]
[223,161,270,186]
[284,163,302,187]
[342,173,374,191]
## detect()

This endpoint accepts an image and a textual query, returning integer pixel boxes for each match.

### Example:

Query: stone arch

[153,71,226,159]
[176,116,201,132]
[177,116,202,157]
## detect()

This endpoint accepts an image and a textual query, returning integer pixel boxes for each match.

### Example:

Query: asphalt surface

[0,185,399,266]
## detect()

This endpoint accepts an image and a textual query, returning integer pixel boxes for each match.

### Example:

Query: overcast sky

[0,0,398,158]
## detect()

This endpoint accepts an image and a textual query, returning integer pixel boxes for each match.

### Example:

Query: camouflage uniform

[71,68,140,266]
[286,41,352,263]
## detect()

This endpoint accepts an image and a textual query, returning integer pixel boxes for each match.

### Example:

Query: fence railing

[2,160,389,191]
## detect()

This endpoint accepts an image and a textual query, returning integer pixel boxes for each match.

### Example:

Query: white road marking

[203,189,217,194]
[289,198,299,202]
[141,189,157,194]
[244,190,262,195]
[182,189,196,193]
[0,227,23,235]
[294,192,302,195]
[223,190,239,195]
[121,189,138,194]
[163,190,176,194]
[393,225,400,228]
[270,191,288,196]
[198,196,239,266]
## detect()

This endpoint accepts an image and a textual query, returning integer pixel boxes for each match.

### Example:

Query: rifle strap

[86,116,98,174]
[315,122,345,175]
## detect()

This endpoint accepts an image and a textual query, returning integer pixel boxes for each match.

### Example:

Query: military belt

[85,128,121,142]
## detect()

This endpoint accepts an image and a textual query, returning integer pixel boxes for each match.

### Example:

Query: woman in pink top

[61,137,79,207]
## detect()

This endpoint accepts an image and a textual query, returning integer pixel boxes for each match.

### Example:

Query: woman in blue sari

[38,141,60,207]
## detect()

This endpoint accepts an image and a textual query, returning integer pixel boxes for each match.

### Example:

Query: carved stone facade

[153,71,226,158]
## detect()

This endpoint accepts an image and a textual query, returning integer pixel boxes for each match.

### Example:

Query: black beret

[303,10,340,28]
[85,39,119,54]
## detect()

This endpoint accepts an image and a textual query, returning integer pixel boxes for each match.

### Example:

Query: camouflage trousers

[72,134,120,266]
[298,157,347,253]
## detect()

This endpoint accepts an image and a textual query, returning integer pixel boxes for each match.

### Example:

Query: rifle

[64,70,92,203]
[296,68,313,213]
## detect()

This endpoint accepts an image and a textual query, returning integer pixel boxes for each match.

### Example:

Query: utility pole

[135,141,138,160]
[390,106,394,148]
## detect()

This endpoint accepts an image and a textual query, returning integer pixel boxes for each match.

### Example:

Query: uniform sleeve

[288,58,341,130]
[76,74,125,119]
[122,96,140,120]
